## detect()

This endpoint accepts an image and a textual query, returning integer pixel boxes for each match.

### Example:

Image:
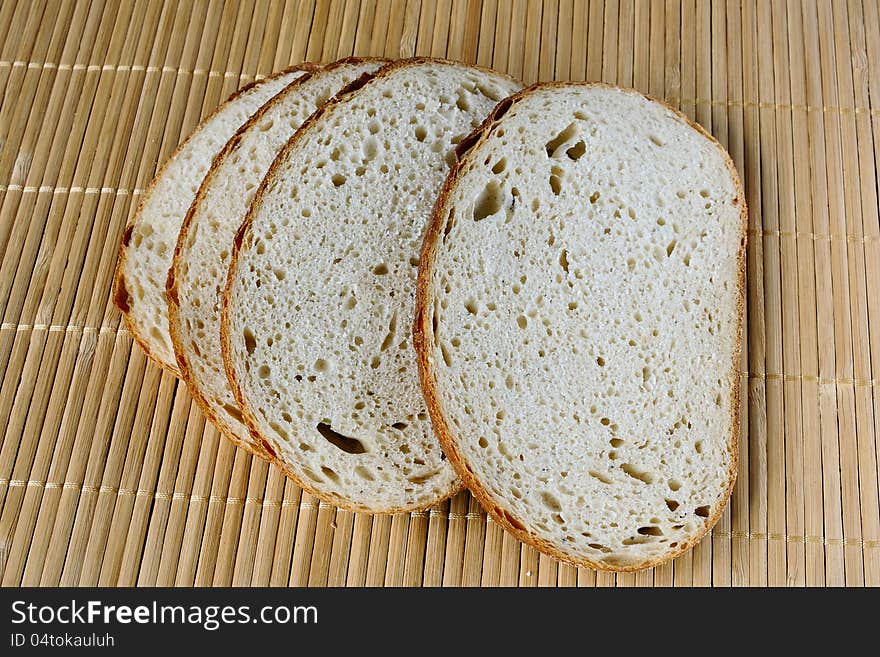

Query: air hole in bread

[695,505,711,518]
[414,125,427,142]
[622,535,653,545]
[355,466,375,481]
[408,471,438,484]
[321,466,340,483]
[473,181,506,221]
[316,422,366,454]
[491,158,507,174]
[588,542,611,553]
[590,471,612,484]
[374,314,396,353]
[649,134,665,147]
[302,467,322,482]
[456,92,470,111]
[372,263,389,275]
[476,81,503,101]
[332,173,346,187]
[668,479,682,491]
[269,421,288,441]
[558,249,570,273]
[567,140,586,161]
[222,403,244,424]
[589,190,600,204]
[638,525,663,536]
[362,137,379,161]
[621,463,653,484]
[243,328,256,355]
[257,364,270,379]
[541,491,562,511]
[545,122,578,157]
[440,343,452,366]
[666,498,680,511]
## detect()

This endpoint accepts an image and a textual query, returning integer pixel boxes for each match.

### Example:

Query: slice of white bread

[114,66,314,373]
[222,59,521,512]
[414,83,746,570]
[168,58,386,459]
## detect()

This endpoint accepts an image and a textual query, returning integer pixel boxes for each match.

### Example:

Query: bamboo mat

[0,0,878,588]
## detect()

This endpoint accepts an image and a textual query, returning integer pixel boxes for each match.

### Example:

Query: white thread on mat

[0,478,876,548]
[3,60,878,115]
[0,184,143,195]
[0,59,266,80]
[747,228,880,244]
[0,323,122,335]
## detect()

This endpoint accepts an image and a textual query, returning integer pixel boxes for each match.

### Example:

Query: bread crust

[113,64,319,376]
[413,82,748,571]
[221,58,518,513]
[168,59,391,462]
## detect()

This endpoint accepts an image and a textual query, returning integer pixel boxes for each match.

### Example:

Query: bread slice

[168,58,386,459]
[222,59,521,512]
[414,83,746,570]
[114,66,315,373]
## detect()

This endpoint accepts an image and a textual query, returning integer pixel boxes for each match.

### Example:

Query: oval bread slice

[222,59,521,513]
[414,83,746,569]
[168,58,386,459]
[114,66,314,373]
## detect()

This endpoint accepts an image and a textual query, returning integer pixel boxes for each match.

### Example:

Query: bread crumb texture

[427,85,741,567]
[174,61,383,452]
[122,70,303,370]
[225,62,520,511]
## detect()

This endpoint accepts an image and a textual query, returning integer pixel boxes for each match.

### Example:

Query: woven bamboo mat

[0,0,878,588]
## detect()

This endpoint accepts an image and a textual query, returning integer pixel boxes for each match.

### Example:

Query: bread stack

[115,58,746,571]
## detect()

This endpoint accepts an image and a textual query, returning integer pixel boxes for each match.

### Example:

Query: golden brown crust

[413,82,748,571]
[168,60,390,462]
[220,58,508,513]
[113,65,319,376]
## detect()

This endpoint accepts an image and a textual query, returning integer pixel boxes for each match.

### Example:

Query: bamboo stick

[830,0,874,586]
[815,0,855,586]
[326,507,355,586]
[251,466,289,585]
[852,0,880,588]
[417,502,445,585]
[441,490,468,585]
[382,513,410,586]
[402,509,428,586]
[770,0,805,587]
[742,0,769,588]
[725,0,750,588]
[460,495,487,586]
[125,383,194,586]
